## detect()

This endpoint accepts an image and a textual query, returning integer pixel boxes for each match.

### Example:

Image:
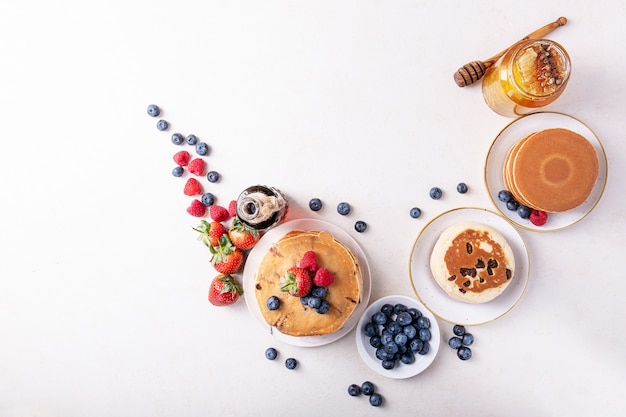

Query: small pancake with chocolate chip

[430,221,515,304]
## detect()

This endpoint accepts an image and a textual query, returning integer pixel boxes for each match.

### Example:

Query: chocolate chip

[466,242,473,254]
[459,288,466,294]
[479,277,485,283]
[460,267,477,277]
[488,259,498,269]
[255,284,262,290]
[448,274,457,281]
[506,269,512,280]
[475,258,485,269]
[462,280,471,287]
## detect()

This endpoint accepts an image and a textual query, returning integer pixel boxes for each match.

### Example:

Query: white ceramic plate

[242,218,372,347]
[485,111,608,232]
[409,207,530,325]
[356,295,440,379]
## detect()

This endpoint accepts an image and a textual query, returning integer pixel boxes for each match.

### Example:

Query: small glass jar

[235,185,288,231]
[482,39,571,117]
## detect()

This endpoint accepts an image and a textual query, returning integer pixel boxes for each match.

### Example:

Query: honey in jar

[481,39,571,117]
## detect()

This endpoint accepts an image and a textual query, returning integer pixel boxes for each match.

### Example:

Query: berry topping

[354,220,367,233]
[299,250,319,272]
[208,274,243,306]
[196,142,209,156]
[309,198,323,211]
[186,199,206,217]
[429,187,443,200]
[147,104,160,117]
[172,166,184,177]
[209,205,230,222]
[285,358,297,370]
[171,133,184,145]
[280,267,313,297]
[265,347,278,360]
[316,299,330,314]
[156,120,169,131]
[183,178,202,196]
[506,199,519,211]
[266,296,280,311]
[173,150,191,166]
[313,267,335,287]
[529,209,548,226]
[457,182,468,193]
[186,134,198,145]
[410,207,422,218]
[188,158,205,176]
[337,202,351,215]
[517,205,531,219]
[201,192,215,207]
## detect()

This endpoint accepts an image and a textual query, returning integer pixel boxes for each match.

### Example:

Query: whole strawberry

[280,267,312,297]
[193,220,227,248]
[229,217,261,250]
[210,235,244,274]
[208,274,243,306]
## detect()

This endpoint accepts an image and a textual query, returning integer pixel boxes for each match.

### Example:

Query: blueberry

[417,316,430,329]
[380,331,393,345]
[206,170,220,183]
[361,381,375,396]
[380,304,394,316]
[364,322,379,338]
[266,296,280,311]
[285,358,298,369]
[196,142,209,156]
[383,341,399,355]
[371,311,387,325]
[386,321,402,335]
[316,300,330,314]
[354,220,367,233]
[393,303,408,314]
[310,286,326,298]
[429,187,443,200]
[307,296,322,309]
[418,341,430,355]
[498,190,512,202]
[457,182,468,193]
[403,324,417,339]
[381,359,396,370]
[400,352,416,364]
[309,198,323,211]
[462,333,474,346]
[201,192,215,206]
[348,384,361,396]
[337,202,351,215]
[369,393,383,407]
[394,333,408,346]
[448,336,463,349]
[300,295,310,305]
[407,307,422,318]
[396,311,412,326]
[517,205,531,219]
[457,346,472,360]
[171,133,184,145]
[369,336,383,349]
[506,199,519,211]
[409,338,423,353]
[453,324,466,336]
[172,166,184,177]
[147,104,160,117]
[410,207,422,218]
[418,328,431,342]
[156,119,169,131]
[265,347,277,360]
[186,134,198,145]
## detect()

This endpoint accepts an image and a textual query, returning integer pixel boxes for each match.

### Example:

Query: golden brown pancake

[254,230,362,336]
[430,222,515,304]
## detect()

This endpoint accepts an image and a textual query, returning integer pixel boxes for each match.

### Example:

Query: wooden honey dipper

[454,16,568,87]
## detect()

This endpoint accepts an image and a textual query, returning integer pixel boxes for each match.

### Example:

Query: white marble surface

[1,1,625,416]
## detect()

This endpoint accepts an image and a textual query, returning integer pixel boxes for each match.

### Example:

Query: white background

[1,1,624,416]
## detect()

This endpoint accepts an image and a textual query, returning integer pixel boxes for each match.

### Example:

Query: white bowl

[356,295,440,379]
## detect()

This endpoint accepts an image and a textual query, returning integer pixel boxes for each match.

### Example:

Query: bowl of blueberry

[356,295,440,379]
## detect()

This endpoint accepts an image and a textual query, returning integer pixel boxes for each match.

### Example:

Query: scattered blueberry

[266,296,280,311]
[429,187,443,200]
[309,198,323,211]
[410,207,422,218]
[462,333,474,346]
[506,199,519,211]
[156,119,169,131]
[265,347,277,360]
[337,202,351,215]
[448,336,463,349]
[171,133,184,145]
[186,134,198,145]
[369,393,384,407]
[361,381,375,396]
[285,358,298,370]
[201,192,215,206]
[457,346,472,361]
[172,166,184,177]
[354,220,367,233]
[517,205,531,219]
[449,324,474,360]
[147,104,160,117]
[453,324,466,336]
[196,142,209,156]
[457,182,468,194]
[207,171,220,183]
[497,189,512,203]
[348,384,361,396]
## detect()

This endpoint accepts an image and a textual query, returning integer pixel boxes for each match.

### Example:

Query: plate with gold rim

[242,218,372,347]
[408,207,529,325]
[485,111,608,232]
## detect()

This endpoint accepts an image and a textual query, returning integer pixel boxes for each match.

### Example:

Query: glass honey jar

[481,39,571,117]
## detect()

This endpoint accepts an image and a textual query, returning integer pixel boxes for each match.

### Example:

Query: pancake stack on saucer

[430,221,515,304]
[503,127,599,212]
[254,230,363,337]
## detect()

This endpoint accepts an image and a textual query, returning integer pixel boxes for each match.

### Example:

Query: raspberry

[209,205,230,222]
[529,209,548,226]
[173,151,191,167]
[313,267,335,287]
[183,178,202,196]
[299,250,319,272]
[228,200,237,217]
[187,199,206,217]
[188,158,205,176]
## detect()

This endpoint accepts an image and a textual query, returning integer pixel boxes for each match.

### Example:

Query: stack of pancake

[503,128,599,212]
[254,230,362,337]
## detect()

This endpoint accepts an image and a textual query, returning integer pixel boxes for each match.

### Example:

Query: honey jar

[481,39,571,117]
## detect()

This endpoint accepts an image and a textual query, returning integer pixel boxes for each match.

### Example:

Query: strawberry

[186,199,206,217]
[280,267,312,297]
[208,274,243,306]
[228,200,237,217]
[228,217,260,250]
[209,204,230,222]
[299,250,319,272]
[313,267,335,287]
[210,235,244,274]
[184,178,202,196]
[188,158,205,176]
[193,220,227,247]
[173,150,191,166]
